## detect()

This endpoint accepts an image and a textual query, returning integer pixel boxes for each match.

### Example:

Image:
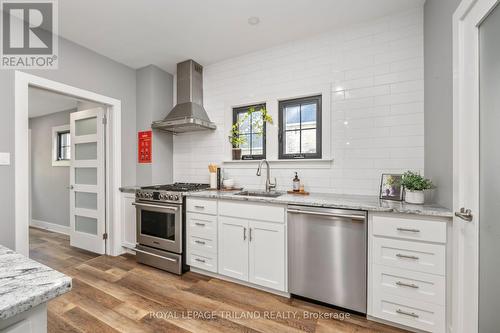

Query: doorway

[28,87,107,254]
[15,71,123,257]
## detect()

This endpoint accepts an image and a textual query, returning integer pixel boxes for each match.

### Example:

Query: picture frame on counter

[379,174,403,201]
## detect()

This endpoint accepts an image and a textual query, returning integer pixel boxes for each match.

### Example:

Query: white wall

[173,8,424,195]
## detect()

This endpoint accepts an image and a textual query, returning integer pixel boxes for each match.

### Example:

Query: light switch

[0,153,11,165]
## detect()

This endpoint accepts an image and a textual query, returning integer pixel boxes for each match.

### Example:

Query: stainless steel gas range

[133,183,209,274]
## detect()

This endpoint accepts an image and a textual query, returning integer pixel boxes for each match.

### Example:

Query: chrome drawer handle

[194,205,205,209]
[397,227,420,233]
[195,258,206,263]
[396,281,419,289]
[243,227,247,241]
[396,253,419,260]
[195,222,206,227]
[194,240,206,245]
[396,309,419,318]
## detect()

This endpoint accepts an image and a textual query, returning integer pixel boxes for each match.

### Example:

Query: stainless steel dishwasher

[288,205,367,314]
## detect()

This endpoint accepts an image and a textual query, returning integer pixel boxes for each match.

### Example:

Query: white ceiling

[58,0,425,73]
[29,88,78,118]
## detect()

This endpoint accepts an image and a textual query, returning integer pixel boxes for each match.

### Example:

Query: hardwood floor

[29,227,409,333]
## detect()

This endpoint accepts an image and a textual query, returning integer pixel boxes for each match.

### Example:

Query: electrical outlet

[0,153,11,165]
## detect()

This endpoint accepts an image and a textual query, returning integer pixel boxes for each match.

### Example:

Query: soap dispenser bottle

[293,172,300,192]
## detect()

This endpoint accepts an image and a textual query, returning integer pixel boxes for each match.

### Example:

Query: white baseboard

[31,219,70,235]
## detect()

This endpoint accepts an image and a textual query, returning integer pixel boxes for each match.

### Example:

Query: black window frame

[57,130,71,161]
[232,103,266,160]
[278,95,322,160]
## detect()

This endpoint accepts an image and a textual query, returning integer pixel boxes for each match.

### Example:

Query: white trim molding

[15,71,123,257]
[51,124,70,167]
[30,219,70,235]
[452,0,500,332]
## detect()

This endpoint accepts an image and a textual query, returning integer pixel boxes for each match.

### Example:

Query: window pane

[285,130,301,154]
[75,215,97,235]
[251,133,263,155]
[238,112,251,134]
[251,110,263,133]
[75,117,97,136]
[60,132,70,146]
[75,142,97,160]
[75,168,97,185]
[75,192,97,210]
[301,129,317,154]
[61,146,71,160]
[240,134,251,156]
[285,106,300,131]
[301,103,317,129]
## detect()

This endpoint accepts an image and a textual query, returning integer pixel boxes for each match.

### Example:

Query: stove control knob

[160,193,166,200]
[168,194,174,200]
[173,195,179,201]
[146,192,152,199]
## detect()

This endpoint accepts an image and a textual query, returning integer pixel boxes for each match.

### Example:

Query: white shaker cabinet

[186,197,287,293]
[218,216,249,281]
[248,220,285,291]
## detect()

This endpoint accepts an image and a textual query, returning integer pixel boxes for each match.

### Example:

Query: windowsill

[52,160,70,167]
[222,158,333,169]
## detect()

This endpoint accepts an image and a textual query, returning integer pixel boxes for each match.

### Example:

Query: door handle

[455,207,473,221]
[243,227,247,241]
[249,228,253,242]
[66,185,74,190]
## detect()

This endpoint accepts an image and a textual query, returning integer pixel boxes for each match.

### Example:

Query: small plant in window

[229,106,273,160]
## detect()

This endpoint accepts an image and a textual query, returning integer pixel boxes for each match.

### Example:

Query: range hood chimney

[152,60,216,133]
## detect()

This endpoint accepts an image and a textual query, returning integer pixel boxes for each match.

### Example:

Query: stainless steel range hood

[152,60,216,133]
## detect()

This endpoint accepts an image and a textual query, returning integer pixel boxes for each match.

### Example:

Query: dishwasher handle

[287,208,366,221]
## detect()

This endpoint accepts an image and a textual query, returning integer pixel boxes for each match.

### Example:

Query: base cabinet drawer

[372,215,447,244]
[187,213,217,239]
[372,264,445,306]
[372,292,445,333]
[189,253,217,273]
[188,236,217,255]
[372,237,446,275]
[187,198,217,215]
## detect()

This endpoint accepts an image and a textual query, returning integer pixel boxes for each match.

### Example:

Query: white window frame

[52,124,70,166]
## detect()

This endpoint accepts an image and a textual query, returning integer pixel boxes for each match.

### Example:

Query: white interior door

[453,0,500,332]
[70,108,106,254]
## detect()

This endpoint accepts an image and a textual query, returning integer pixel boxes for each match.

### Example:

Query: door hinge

[102,116,107,125]
[103,233,108,240]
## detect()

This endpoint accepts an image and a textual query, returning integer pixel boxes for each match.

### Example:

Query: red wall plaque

[138,130,152,164]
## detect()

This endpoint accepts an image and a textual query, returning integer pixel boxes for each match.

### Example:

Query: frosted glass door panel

[479,5,500,331]
[75,192,98,210]
[75,167,97,185]
[75,216,98,235]
[75,142,97,160]
[75,117,97,136]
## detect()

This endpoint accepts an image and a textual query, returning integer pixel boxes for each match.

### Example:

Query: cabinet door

[218,217,248,281]
[249,221,285,291]
[121,193,136,247]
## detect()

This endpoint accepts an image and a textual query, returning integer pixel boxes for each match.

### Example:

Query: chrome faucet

[256,159,277,192]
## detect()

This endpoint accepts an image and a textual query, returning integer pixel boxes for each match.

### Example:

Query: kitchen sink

[234,190,283,198]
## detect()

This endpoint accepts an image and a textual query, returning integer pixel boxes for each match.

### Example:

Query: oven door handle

[132,202,179,211]
[134,247,178,262]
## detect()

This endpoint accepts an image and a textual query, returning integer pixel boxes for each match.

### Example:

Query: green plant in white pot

[401,171,434,204]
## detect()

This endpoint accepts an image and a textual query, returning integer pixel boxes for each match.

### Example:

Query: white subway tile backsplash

[173,8,424,196]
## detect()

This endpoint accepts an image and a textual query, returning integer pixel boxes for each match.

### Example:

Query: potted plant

[401,171,434,204]
[229,106,273,160]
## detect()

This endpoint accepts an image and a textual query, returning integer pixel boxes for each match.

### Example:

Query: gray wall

[136,65,174,185]
[424,0,461,209]
[0,36,137,249]
[29,109,74,227]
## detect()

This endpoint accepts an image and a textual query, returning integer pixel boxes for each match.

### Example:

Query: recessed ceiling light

[248,16,260,26]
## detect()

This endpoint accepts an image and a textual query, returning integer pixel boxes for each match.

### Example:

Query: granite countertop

[187,190,453,218]
[119,185,141,193]
[0,246,72,320]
